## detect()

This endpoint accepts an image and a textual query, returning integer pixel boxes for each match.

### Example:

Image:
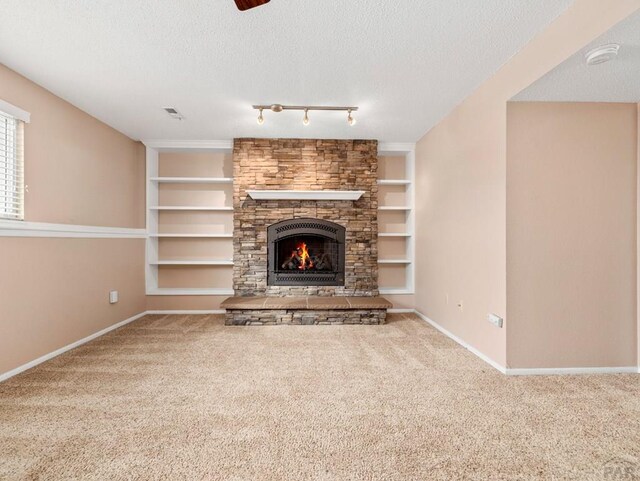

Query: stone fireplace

[223,138,391,325]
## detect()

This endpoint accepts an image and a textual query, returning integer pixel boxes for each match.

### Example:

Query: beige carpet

[0,313,638,480]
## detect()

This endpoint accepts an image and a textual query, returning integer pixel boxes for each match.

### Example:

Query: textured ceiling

[0,0,572,142]
[513,10,640,103]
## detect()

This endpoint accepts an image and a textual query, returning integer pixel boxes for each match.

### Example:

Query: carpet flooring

[0,313,638,480]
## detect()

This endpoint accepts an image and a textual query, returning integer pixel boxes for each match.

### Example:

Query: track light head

[303,109,310,126]
[257,108,264,125]
[347,109,356,126]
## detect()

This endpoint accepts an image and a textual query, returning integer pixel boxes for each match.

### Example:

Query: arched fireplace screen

[267,218,346,286]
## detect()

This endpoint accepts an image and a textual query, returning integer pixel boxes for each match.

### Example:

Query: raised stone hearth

[221,296,392,325]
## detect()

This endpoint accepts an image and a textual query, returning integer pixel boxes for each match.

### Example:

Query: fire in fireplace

[267,218,345,286]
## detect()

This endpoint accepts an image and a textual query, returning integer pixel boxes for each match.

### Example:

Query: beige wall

[0,64,146,376]
[507,102,638,368]
[414,0,640,368]
[0,64,145,228]
[0,238,145,374]
[147,295,227,311]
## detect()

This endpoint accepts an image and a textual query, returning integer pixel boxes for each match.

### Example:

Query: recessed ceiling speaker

[234,0,270,11]
[585,44,620,66]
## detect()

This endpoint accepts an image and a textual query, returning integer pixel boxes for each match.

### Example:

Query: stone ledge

[221,296,392,310]
[225,309,387,326]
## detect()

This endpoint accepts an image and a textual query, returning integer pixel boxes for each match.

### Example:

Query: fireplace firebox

[267,218,345,286]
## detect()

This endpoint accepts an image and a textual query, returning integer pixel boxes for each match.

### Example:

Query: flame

[297,242,313,270]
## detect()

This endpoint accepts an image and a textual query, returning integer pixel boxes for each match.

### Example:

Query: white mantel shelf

[246,190,365,201]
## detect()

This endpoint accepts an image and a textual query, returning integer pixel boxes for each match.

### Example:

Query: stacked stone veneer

[233,138,379,297]
[226,310,386,326]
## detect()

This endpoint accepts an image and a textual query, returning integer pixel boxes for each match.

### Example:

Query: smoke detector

[585,44,620,66]
[163,107,184,120]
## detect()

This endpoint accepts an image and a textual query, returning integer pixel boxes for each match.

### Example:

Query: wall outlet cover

[109,291,119,304]
[488,313,503,328]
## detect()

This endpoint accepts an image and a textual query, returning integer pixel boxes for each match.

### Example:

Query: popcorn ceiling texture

[232,138,380,297]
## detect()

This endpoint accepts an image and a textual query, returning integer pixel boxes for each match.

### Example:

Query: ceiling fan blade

[234,0,270,11]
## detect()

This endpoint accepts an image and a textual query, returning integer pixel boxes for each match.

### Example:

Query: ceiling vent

[585,44,620,66]
[163,107,184,120]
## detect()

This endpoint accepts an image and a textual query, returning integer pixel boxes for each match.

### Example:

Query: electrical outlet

[109,291,118,304]
[487,313,503,328]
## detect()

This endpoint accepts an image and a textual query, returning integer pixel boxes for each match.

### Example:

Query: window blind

[0,110,24,220]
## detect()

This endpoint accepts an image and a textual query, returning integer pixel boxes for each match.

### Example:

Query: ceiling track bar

[252,105,358,112]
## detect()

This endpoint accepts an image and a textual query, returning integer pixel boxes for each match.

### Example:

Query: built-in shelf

[378,179,411,185]
[150,206,233,211]
[380,288,414,295]
[145,142,236,296]
[145,141,415,297]
[152,259,234,266]
[147,287,234,296]
[150,233,233,238]
[246,190,365,201]
[377,148,415,295]
[150,177,233,184]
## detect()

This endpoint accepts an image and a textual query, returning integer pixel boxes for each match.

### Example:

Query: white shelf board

[151,177,233,184]
[378,259,412,264]
[380,288,415,295]
[147,287,234,296]
[378,180,411,185]
[379,233,411,237]
[247,190,365,201]
[378,206,411,211]
[153,259,234,266]
[150,233,233,238]
[150,206,233,211]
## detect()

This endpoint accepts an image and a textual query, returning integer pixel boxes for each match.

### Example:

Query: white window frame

[0,100,30,221]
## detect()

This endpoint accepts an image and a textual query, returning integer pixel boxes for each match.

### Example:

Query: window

[0,101,28,221]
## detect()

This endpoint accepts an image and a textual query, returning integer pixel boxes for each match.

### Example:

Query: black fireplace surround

[267,218,346,286]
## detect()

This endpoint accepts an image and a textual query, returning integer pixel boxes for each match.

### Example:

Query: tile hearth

[221,296,392,325]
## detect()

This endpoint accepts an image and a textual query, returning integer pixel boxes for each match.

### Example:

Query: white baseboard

[146,310,226,315]
[388,308,415,314]
[0,311,147,383]
[4,309,637,382]
[413,309,507,374]
[413,309,639,376]
[505,366,638,376]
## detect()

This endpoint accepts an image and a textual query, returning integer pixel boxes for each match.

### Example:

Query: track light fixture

[252,104,359,126]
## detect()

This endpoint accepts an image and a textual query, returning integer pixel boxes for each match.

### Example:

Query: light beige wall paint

[507,102,637,368]
[0,238,145,374]
[146,295,228,311]
[414,0,640,367]
[0,64,145,228]
[0,64,146,376]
